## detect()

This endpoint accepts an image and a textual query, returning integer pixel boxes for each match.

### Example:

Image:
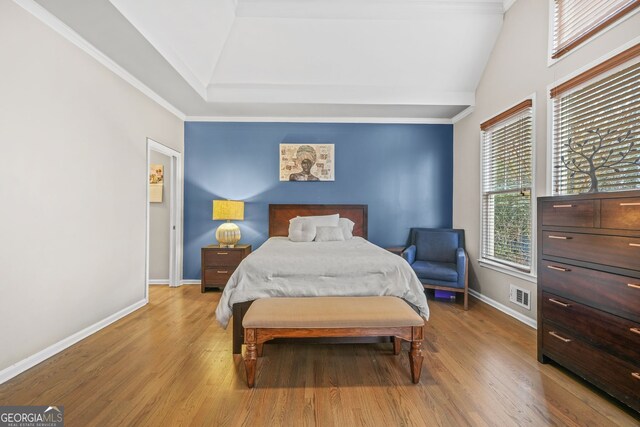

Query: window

[551,43,640,195]
[551,0,640,59]
[481,100,534,273]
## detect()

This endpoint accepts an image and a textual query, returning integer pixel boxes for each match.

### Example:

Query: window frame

[548,40,640,196]
[478,96,537,281]
[547,0,640,66]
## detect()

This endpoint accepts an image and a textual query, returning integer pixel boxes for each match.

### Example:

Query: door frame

[146,138,183,300]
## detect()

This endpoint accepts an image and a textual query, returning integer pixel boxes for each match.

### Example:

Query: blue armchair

[402,228,469,310]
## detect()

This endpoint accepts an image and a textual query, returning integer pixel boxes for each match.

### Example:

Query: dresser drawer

[203,250,243,267]
[542,292,640,363]
[540,260,640,322]
[541,200,595,227]
[601,197,640,230]
[542,323,640,412]
[542,231,640,271]
[203,268,235,286]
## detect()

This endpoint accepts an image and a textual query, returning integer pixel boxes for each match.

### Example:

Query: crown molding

[503,0,517,12]
[13,0,186,120]
[109,0,210,100]
[185,116,453,124]
[207,83,475,106]
[236,0,505,19]
[451,106,475,124]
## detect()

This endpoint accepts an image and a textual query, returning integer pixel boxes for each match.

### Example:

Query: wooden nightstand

[201,244,251,292]
[385,246,406,256]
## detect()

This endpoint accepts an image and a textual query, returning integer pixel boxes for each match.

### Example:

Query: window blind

[551,44,640,195]
[481,101,533,272]
[552,0,640,59]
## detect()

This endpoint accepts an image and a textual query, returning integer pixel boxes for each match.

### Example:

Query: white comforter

[215,237,429,327]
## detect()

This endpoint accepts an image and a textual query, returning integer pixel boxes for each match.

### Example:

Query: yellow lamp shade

[213,200,244,221]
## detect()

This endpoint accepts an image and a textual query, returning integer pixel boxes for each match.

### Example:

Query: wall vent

[509,284,531,310]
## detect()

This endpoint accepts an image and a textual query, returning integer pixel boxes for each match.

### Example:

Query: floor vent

[509,285,531,310]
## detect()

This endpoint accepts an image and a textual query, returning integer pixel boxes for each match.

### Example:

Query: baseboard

[0,298,147,385]
[148,279,170,285]
[469,289,537,329]
[180,279,201,285]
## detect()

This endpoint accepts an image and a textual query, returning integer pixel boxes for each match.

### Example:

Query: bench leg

[244,328,257,388]
[409,341,423,384]
[257,343,264,357]
[245,343,257,388]
[393,337,402,355]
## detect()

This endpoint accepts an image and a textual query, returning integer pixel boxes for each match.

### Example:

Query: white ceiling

[33,0,510,121]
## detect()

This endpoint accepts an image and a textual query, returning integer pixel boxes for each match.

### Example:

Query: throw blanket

[215,237,429,327]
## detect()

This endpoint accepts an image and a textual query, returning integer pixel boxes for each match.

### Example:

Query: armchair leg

[463,254,469,310]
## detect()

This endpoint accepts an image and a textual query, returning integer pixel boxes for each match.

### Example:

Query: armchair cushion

[402,245,416,265]
[456,248,467,283]
[414,230,459,263]
[411,261,458,283]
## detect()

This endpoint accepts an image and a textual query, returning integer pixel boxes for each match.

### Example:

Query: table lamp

[213,200,244,248]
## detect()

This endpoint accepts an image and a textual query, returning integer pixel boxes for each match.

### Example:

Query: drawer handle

[548,235,572,240]
[628,283,640,289]
[547,265,570,272]
[629,243,640,248]
[549,331,572,343]
[217,252,229,255]
[632,373,640,381]
[217,270,228,274]
[548,298,571,307]
[552,204,574,208]
[620,202,640,206]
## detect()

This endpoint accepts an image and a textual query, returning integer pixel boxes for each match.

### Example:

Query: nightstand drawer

[201,244,251,292]
[203,268,235,286]
[203,250,243,266]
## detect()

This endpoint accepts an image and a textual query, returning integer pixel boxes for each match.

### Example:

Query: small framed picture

[279,144,335,181]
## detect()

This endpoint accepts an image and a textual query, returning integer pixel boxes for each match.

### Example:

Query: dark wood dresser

[537,190,640,412]
[201,244,251,292]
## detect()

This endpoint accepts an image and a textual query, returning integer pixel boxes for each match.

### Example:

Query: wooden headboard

[269,204,368,239]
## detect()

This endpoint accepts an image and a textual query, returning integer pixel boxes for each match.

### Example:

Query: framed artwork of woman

[279,144,335,182]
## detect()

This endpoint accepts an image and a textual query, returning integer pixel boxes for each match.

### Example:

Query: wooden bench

[242,296,425,388]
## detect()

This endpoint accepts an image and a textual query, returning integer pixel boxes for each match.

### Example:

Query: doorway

[146,138,182,300]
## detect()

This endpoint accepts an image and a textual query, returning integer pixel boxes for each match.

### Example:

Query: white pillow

[296,214,340,228]
[288,218,316,242]
[315,226,346,242]
[338,218,355,239]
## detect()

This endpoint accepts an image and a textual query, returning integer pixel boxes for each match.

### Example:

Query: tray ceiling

[33,0,509,120]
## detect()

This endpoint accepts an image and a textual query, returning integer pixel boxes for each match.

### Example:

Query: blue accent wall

[184,121,453,280]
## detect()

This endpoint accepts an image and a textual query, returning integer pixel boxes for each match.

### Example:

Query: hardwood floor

[0,286,637,426]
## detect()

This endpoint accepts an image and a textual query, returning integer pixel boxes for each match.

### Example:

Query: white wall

[453,0,640,321]
[149,150,171,281]
[0,1,183,373]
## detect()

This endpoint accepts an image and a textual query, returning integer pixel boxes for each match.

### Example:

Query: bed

[214,204,429,353]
